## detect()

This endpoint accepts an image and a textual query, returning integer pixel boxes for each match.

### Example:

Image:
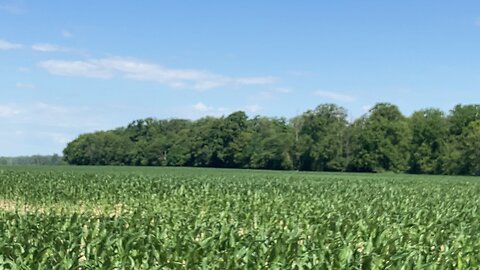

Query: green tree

[220,111,249,167]
[448,104,480,136]
[294,104,348,171]
[443,120,480,175]
[408,109,448,174]
[459,120,480,175]
[249,117,294,170]
[441,105,480,174]
[347,103,411,172]
[64,131,132,165]
[189,117,225,167]
[62,103,480,176]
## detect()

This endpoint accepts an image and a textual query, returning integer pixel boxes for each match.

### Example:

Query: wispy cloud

[0,102,97,128]
[251,91,273,101]
[272,87,292,94]
[40,60,112,78]
[0,40,78,53]
[194,102,262,114]
[250,87,292,102]
[0,2,25,14]
[289,70,317,78]
[314,90,356,102]
[39,131,72,146]
[16,82,35,89]
[177,102,263,119]
[39,57,276,90]
[244,104,262,113]
[17,67,30,73]
[0,39,23,50]
[175,102,229,119]
[32,43,71,53]
[0,104,23,118]
[0,102,107,155]
[61,30,73,38]
[193,102,228,114]
[193,102,212,112]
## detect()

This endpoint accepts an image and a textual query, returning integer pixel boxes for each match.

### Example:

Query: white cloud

[0,102,98,128]
[39,132,72,146]
[172,102,230,119]
[252,91,273,101]
[235,77,275,85]
[0,39,23,50]
[314,90,356,102]
[193,102,210,112]
[0,3,24,14]
[34,102,76,115]
[289,70,317,77]
[32,43,71,53]
[250,88,291,102]
[193,102,227,114]
[16,82,35,89]
[40,60,112,78]
[0,102,126,155]
[61,30,73,38]
[272,87,292,93]
[17,67,30,73]
[179,102,263,119]
[0,105,23,118]
[39,57,276,90]
[244,104,262,113]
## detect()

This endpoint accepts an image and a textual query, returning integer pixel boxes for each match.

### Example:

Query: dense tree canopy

[408,109,448,174]
[347,103,411,172]
[64,103,480,175]
[294,104,348,171]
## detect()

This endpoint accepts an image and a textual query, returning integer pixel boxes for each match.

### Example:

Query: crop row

[0,168,478,269]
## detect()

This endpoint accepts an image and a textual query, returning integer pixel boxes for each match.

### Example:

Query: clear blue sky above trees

[1,0,480,155]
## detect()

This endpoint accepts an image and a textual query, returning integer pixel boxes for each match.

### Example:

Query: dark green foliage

[347,103,411,172]
[447,104,480,136]
[443,120,480,175]
[247,117,294,170]
[408,109,448,174]
[294,104,348,171]
[63,131,132,165]
[459,120,480,175]
[63,102,480,175]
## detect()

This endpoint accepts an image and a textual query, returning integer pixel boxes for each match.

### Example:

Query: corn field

[0,167,479,269]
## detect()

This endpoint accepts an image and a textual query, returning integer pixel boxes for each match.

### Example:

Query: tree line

[63,103,480,175]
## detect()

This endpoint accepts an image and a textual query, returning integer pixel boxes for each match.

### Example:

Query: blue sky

[1,0,480,156]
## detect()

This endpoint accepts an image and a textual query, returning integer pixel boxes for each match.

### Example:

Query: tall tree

[294,104,348,171]
[408,109,448,174]
[347,103,411,172]
[441,105,480,174]
[448,104,480,136]
[248,117,294,170]
[189,117,225,167]
[64,130,132,165]
[458,120,480,175]
[220,111,249,168]
[443,120,480,175]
